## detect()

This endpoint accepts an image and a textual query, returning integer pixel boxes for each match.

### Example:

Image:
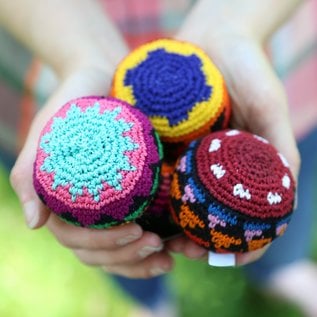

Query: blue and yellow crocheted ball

[111,39,231,144]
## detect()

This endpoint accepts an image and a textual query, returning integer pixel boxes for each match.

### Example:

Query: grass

[0,164,312,317]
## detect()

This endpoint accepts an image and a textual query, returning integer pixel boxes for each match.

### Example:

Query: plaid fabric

[0,0,316,165]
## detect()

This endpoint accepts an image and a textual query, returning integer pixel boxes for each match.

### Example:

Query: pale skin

[0,0,301,278]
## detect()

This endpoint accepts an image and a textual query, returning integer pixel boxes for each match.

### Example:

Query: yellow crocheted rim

[111,38,228,140]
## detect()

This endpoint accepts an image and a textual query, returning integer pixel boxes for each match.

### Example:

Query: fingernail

[23,201,39,229]
[208,252,236,267]
[116,234,141,246]
[188,247,208,259]
[138,245,163,259]
[150,267,167,277]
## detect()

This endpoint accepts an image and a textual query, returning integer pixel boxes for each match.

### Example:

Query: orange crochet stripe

[210,229,242,250]
[170,173,182,200]
[179,205,205,229]
[248,238,272,251]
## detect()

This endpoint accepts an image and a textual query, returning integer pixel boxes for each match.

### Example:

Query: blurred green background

[1,164,315,317]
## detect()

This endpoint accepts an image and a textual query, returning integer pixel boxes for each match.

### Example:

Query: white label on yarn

[253,134,269,144]
[278,153,290,167]
[210,163,226,179]
[233,184,251,200]
[267,192,282,205]
[208,252,236,267]
[226,130,240,136]
[209,139,221,152]
[282,174,291,189]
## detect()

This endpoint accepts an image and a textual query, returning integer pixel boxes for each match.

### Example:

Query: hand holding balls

[32,39,295,260]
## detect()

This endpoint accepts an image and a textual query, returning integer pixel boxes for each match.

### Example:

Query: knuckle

[102,265,117,274]
[85,231,108,250]
[142,268,154,279]
[55,236,68,248]
[55,232,74,248]
[74,250,97,267]
[10,165,25,189]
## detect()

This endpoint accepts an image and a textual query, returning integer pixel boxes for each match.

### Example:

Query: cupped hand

[167,0,301,266]
[10,66,174,278]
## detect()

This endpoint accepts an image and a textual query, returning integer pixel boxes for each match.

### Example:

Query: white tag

[208,251,236,267]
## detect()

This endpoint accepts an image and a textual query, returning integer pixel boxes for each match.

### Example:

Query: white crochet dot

[278,153,290,167]
[210,163,226,179]
[282,174,291,189]
[253,135,269,144]
[226,130,240,136]
[233,183,251,200]
[209,139,221,152]
[267,192,282,205]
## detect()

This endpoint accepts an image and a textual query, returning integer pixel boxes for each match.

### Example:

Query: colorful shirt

[0,0,316,164]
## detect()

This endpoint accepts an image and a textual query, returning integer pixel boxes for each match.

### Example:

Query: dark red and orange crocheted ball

[170,130,296,253]
[111,39,231,146]
[33,96,162,228]
[136,162,181,238]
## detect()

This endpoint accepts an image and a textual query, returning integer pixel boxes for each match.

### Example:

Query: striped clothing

[0,0,316,165]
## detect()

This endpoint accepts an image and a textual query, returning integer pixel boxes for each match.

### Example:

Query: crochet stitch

[111,39,231,144]
[33,96,162,228]
[170,130,296,253]
[136,162,181,238]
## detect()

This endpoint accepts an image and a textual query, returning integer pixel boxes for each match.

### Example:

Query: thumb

[203,38,300,181]
[10,66,113,229]
[10,146,51,229]
[222,41,301,181]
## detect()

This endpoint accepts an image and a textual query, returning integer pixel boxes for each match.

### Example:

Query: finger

[181,239,208,259]
[73,232,164,266]
[102,251,174,279]
[10,156,50,229]
[236,244,271,266]
[166,236,207,259]
[214,40,300,180]
[166,235,187,253]
[47,213,144,250]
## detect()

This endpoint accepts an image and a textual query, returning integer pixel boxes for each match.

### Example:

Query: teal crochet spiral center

[40,103,139,202]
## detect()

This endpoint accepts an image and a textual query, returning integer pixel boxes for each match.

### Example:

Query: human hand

[10,66,174,278]
[4,0,175,279]
[166,0,301,266]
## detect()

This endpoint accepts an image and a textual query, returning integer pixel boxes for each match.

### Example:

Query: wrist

[180,0,303,45]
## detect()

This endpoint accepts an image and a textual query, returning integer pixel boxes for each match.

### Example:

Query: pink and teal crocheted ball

[33,96,162,228]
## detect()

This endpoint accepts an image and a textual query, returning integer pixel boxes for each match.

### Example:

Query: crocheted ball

[136,162,181,238]
[111,39,231,144]
[33,96,162,228]
[170,130,296,253]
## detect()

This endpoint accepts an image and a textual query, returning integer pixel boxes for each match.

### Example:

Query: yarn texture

[170,130,296,253]
[136,162,181,238]
[111,39,231,144]
[33,96,162,228]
